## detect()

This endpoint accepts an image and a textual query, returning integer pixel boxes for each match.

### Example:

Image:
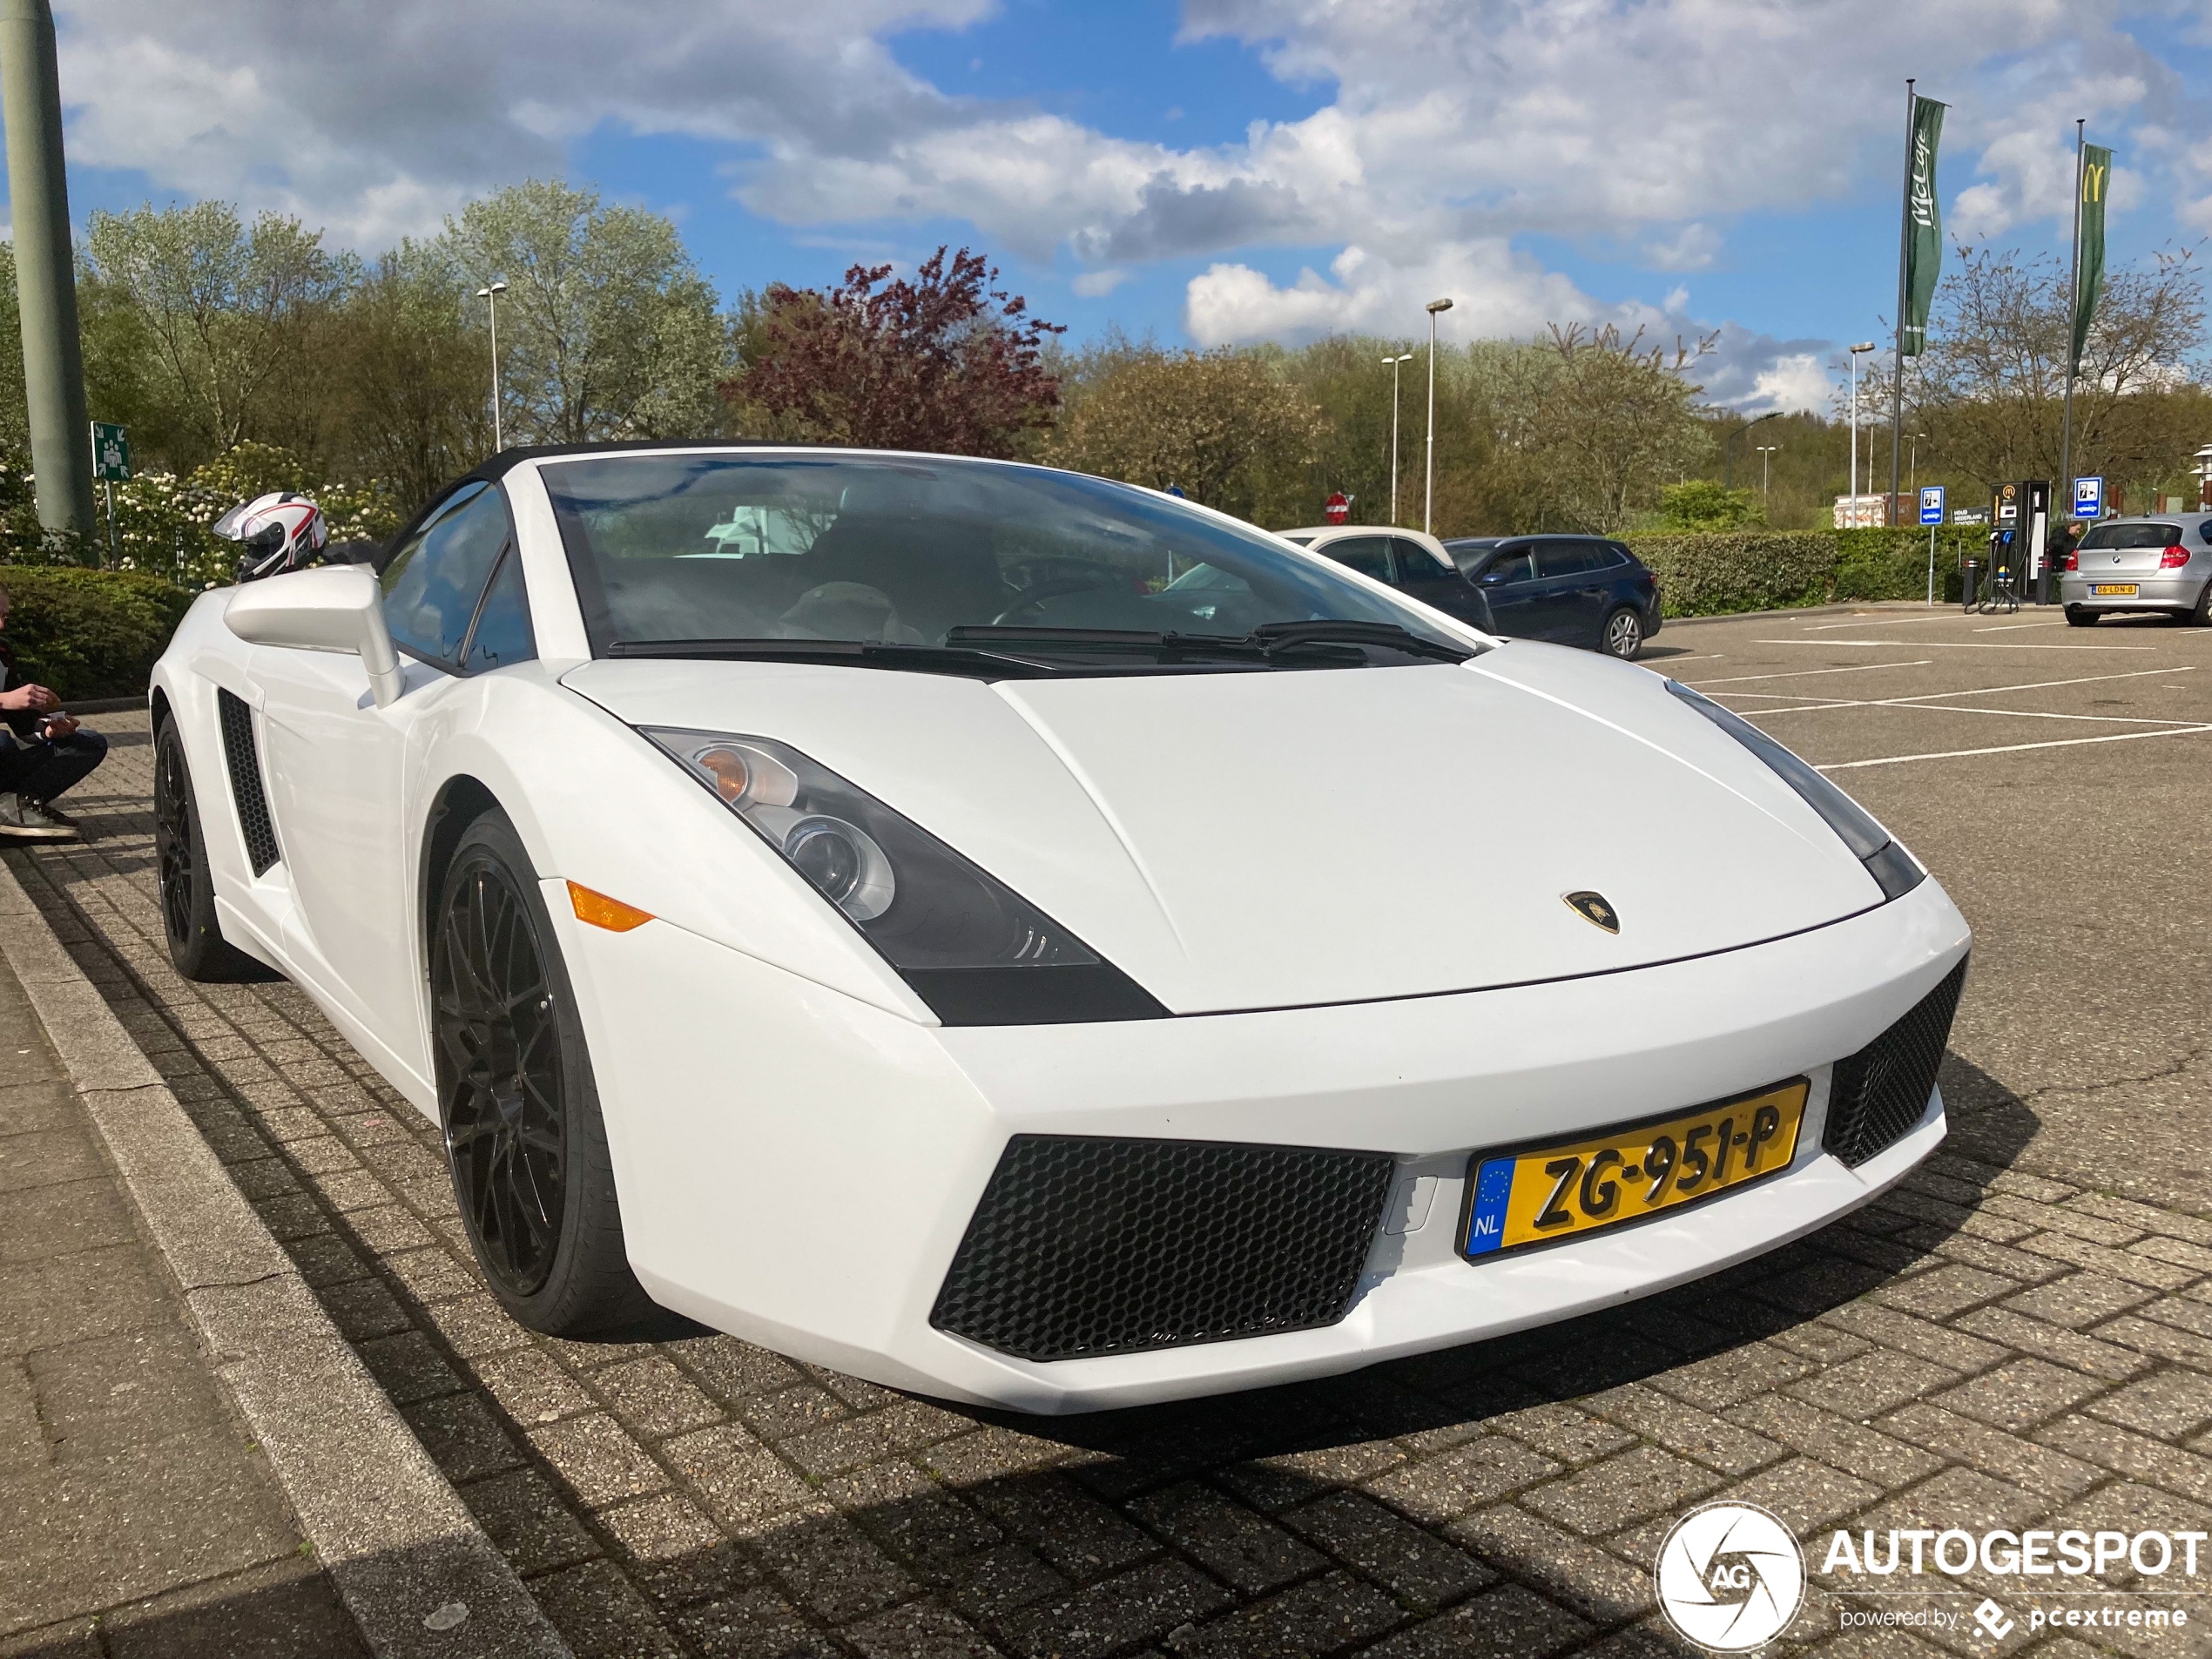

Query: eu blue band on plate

[1464,1157,1514,1256]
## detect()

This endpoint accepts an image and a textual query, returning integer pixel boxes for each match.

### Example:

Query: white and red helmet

[213,491,329,581]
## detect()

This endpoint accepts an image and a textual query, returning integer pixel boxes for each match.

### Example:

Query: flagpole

[2059,118,2084,522]
[1886,79,1915,528]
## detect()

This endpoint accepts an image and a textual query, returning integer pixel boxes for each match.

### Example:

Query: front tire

[1600,606,1644,659]
[2064,605,2099,627]
[432,809,651,1334]
[153,718,261,981]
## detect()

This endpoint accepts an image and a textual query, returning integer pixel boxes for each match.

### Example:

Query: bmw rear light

[2161,547,2190,569]
[2061,550,2078,571]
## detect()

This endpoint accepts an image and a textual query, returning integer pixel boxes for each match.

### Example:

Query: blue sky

[26,0,2212,412]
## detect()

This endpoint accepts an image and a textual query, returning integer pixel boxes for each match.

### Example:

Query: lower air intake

[216,689,280,875]
[931,1136,1396,1362]
[1824,958,1966,1167]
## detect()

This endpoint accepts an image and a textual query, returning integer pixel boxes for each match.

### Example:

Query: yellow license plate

[1461,1080,1808,1258]
[2091,584,2138,596]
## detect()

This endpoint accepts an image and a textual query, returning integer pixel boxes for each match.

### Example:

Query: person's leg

[12,730,107,807]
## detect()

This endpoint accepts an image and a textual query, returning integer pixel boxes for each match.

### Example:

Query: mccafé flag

[1901,96,1946,356]
[2073,143,2114,374]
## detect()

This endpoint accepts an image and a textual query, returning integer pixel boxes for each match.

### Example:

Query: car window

[381,483,514,665]
[1536,541,1605,577]
[2077,522,2182,550]
[1389,537,1453,581]
[1319,536,1392,583]
[462,548,536,672]
[1480,550,1534,584]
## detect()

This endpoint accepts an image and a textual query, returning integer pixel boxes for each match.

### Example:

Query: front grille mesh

[931,1136,1396,1362]
[1824,958,1967,1166]
[216,689,280,875]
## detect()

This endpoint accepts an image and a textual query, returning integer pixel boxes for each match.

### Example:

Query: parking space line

[1796,615,1972,631]
[1973,621,2067,632]
[1847,703,2206,727]
[1689,661,1932,686]
[1757,638,2155,651]
[1815,724,2212,770]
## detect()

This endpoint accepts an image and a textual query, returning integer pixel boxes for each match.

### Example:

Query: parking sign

[2073,475,2104,519]
[1919,486,1946,526]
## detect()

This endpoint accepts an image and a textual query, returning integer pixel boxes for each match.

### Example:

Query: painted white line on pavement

[1853,703,2208,727]
[1708,664,2197,712]
[1689,660,1933,685]
[1814,724,2212,770]
[1757,638,2155,651]
[1796,614,1976,631]
[1973,621,2067,632]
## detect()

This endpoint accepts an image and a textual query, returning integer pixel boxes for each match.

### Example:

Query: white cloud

[1071,266,1134,297]
[1739,352,1831,417]
[1642,223,1723,273]
[1185,239,1605,346]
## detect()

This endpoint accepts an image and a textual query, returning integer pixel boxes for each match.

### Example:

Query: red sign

[1324,492,1350,524]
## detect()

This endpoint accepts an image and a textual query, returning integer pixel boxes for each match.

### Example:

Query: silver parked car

[2060,514,2212,625]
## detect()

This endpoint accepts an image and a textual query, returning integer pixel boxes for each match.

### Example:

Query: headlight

[641,727,1166,1025]
[1665,681,1925,902]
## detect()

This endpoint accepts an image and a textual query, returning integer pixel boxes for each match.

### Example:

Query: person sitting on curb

[0,583,109,842]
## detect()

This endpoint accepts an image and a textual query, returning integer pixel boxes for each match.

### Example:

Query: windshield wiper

[605,638,1065,679]
[1248,620,1474,662]
[948,623,1469,664]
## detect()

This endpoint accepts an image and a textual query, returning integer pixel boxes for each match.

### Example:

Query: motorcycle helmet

[214,492,329,583]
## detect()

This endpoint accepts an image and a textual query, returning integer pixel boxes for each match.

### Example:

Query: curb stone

[0,854,571,1659]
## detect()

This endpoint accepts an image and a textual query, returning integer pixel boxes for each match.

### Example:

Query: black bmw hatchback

[1440,535,1663,659]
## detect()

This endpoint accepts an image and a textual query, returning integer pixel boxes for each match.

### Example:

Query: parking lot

[8,597,2212,1659]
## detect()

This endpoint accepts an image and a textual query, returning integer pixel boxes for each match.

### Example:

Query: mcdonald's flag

[2072,144,2113,374]
[1901,97,1946,356]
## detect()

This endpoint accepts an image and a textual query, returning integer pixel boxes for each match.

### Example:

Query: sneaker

[30,800,78,831]
[0,792,78,840]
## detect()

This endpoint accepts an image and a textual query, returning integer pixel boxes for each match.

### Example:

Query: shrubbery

[1626,527,1982,615]
[0,563,197,701]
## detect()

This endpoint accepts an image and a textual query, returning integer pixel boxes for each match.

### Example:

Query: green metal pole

[0,0,93,546]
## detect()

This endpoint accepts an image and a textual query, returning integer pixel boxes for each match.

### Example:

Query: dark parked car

[1440,535,1662,658]
[1278,525,1497,636]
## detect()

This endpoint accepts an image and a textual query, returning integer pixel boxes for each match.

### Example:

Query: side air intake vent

[1824,958,1966,1167]
[931,1136,1396,1362]
[216,689,280,875]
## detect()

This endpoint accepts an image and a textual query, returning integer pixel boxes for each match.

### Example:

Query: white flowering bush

[101,442,408,589]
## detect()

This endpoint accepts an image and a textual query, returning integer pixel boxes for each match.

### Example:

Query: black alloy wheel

[436,846,568,1298]
[1601,606,1644,660]
[431,809,651,1332]
[152,718,258,981]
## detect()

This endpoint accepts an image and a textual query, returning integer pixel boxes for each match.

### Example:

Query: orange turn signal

[567,881,654,933]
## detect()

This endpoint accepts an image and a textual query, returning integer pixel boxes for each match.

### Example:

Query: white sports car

[149,444,1971,1413]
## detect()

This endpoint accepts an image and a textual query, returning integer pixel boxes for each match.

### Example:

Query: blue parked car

[1442,535,1663,659]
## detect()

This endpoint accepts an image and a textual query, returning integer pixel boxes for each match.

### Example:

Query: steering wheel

[990,575,1127,626]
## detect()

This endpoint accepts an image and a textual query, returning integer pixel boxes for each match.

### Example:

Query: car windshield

[541,451,1474,668]
[2078,522,2182,550]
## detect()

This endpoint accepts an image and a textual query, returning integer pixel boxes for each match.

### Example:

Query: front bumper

[552,877,1969,1413]
[2060,570,2206,611]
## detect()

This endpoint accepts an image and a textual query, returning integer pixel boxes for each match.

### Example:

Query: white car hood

[563,646,1885,1015]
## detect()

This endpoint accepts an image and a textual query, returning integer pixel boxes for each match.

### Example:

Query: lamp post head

[1849,341,1877,354]
[1426,298,1454,314]
[477,280,508,299]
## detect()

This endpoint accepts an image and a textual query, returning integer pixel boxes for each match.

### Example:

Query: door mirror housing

[224,566,405,708]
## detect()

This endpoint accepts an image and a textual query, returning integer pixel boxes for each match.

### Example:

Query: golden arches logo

[2085,163,2108,204]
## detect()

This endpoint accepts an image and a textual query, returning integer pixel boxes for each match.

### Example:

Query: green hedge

[1625,527,1984,616]
[0,564,196,701]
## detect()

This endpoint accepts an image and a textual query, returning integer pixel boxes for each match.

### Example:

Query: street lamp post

[1424,297,1453,536]
[1381,351,1413,525]
[1756,445,1780,499]
[476,280,509,452]
[1847,341,1877,523]
[1908,432,1926,503]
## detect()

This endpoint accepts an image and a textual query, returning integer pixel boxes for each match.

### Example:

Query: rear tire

[153,718,262,981]
[432,808,652,1335]
[2064,606,2099,627]
[1600,607,1644,659]
[2186,581,2212,626]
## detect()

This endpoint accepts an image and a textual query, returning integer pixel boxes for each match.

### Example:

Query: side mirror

[224,566,405,709]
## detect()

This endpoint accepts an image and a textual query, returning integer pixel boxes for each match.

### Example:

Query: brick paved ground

[0,865,369,1657]
[11,651,2212,1658]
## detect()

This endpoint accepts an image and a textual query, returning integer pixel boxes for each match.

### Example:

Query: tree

[80,201,351,469]
[440,180,728,445]
[1655,478,1763,530]
[323,241,496,513]
[1899,242,2207,501]
[732,247,1062,457]
[1049,343,1324,520]
[1481,325,1716,534]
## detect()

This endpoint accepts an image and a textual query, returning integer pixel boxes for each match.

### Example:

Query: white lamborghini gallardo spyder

[149,444,1970,1413]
